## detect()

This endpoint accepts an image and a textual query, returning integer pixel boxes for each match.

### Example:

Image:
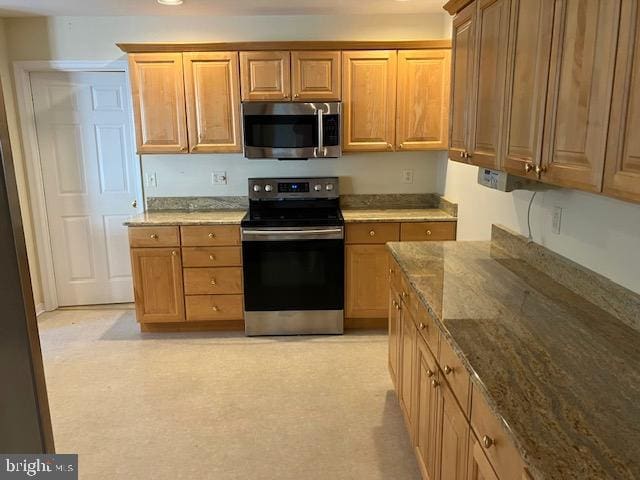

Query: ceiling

[0,0,446,17]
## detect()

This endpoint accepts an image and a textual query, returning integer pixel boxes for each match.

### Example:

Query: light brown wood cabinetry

[399,306,417,432]
[342,50,397,152]
[240,51,291,101]
[396,50,451,150]
[502,0,555,177]
[449,2,476,162]
[128,226,180,248]
[183,52,242,153]
[468,432,500,480]
[388,287,402,389]
[131,247,185,323]
[291,51,341,101]
[346,222,400,244]
[604,1,640,203]
[128,53,188,154]
[400,222,457,242]
[345,245,389,318]
[180,225,241,247]
[541,1,620,191]
[183,267,243,295]
[436,377,470,480]
[181,246,242,268]
[185,295,244,321]
[467,0,510,169]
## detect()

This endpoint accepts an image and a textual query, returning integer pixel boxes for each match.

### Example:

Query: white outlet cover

[402,169,414,184]
[552,206,562,234]
[212,171,228,185]
[145,172,157,187]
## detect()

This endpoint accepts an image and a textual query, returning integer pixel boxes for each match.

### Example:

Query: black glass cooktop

[241,199,344,228]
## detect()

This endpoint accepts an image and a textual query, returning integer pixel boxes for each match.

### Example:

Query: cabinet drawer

[439,337,470,417]
[346,222,400,244]
[129,226,180,247]
[185,294,244,321]
[400,221,457,241]
[180,225,240,246]
[471,387,524,480]
[183,267,243,295]
[415,302,440,358]
[182,247,242,267]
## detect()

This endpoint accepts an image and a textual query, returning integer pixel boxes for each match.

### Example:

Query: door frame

[13,60,143,312]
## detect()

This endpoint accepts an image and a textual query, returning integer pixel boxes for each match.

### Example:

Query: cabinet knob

[395,302,401,311]
[444,365,453,375]
[426,230,432,236]
[460,151,465,158]
[294,93,299,99]
[418,322,426,330]
[171,250,177,256]
[465,152,472,159]
[402,291,407,299]
[389,268,393,275]
[209,254,215,261]
[208,232,216,239]
[210,279,217,286]
[524,163,533,173]
[211,306,219,312]
[426,369,434,378]
[482,435,494,449]
[431,379,440,388]
[535,165,546,175]
[387,143,393,150]
[150,233,158,239]
[369,230,376,237]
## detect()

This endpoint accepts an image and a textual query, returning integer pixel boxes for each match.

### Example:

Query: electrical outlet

[552,206,563,234]
[212,171,228,185]
[145,172,157,188]
[402,169,414,184]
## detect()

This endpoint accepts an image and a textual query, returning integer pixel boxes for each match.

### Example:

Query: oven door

[242,227,344,312]
[242,102,341,159]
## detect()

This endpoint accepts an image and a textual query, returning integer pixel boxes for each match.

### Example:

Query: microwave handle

[317,108,325,157]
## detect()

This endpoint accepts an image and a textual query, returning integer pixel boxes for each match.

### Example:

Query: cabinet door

[388,288,402,389]
[346,244,389,318]
[604,0,640,203]
[468,434,499,480]
[128,53,188,154]
[399,307,417,435]
[449,2,476,162]
[541,0,620,191]
[131,248,185,323]
[396,50,451,151]
[414,334,440,480]
[436,379,469,480]
[342,50,397,152]
[467,0,511,168]
[240,51,291,101]
[502,0,555,176]
[291,51,341,101]
[183,52,242,153]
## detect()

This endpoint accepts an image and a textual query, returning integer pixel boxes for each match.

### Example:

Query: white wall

[144,151,446,197]
[439,160,640,295]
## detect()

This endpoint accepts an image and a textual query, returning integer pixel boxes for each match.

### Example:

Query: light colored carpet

[38,308,420,480]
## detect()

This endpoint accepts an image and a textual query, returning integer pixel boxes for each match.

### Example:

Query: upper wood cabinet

[342,50,397,152]
[345,244,389,318]
[467,0,511,169]
[183,52,242,153]
[540,1,620,192]
[396,49,451,150]
[131,247,185,323]
[128,53,188,154]
[502,0,555,177]
[449,2,476,162]
[604,0,640,203]
[291,50,341,101]
[239,51,291,101]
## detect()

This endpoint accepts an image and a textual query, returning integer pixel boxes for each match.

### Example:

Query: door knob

[131,200,138,208]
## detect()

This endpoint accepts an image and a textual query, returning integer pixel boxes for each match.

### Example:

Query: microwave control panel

[323,115,340,146]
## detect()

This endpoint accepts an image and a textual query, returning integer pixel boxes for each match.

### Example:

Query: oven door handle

[242,227,343,241]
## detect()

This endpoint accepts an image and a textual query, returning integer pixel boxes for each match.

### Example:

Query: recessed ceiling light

[157,0,183,5]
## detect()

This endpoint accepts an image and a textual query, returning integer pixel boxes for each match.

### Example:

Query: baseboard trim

[344,317,387,330]
[35,302,46,317]
[140,320,244,333]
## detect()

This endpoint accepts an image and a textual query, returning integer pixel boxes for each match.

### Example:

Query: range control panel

[248,177,339,201]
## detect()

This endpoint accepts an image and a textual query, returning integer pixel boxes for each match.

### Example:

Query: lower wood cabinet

[389,256,526,480]
[130,247,185,323]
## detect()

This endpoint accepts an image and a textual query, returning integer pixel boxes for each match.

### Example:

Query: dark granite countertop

[387,230,640,480]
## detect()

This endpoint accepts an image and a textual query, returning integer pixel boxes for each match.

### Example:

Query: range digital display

[278,182,309,193]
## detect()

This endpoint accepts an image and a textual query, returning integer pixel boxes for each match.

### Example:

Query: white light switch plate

[212,171,228,185]
[552,206,562,234]
[145,172,157,188]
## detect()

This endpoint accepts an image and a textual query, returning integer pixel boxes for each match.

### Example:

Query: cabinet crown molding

[443,0,474,15]
[116,40,452,54]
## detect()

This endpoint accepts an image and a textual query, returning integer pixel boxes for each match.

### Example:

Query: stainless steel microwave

[242,102,341,160]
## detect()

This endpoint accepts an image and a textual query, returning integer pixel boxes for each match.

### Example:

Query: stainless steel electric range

[241,177,344,336]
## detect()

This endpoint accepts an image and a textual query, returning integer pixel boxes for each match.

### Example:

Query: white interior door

[30,71,142,306]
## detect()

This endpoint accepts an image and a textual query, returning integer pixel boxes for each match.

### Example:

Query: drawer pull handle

[210,279,217,286]
[208,232,216,239]
[369,230,376,237]
[209,255,215,261]
[395,302,401,311]
[444,365,453,375]
[150,233,158,239]
[402,291,408,299]
[426,230,432,236]
[431,379,440,388]
[418,322,426,330]
[426,369,434,378]
[482,435,494,449]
